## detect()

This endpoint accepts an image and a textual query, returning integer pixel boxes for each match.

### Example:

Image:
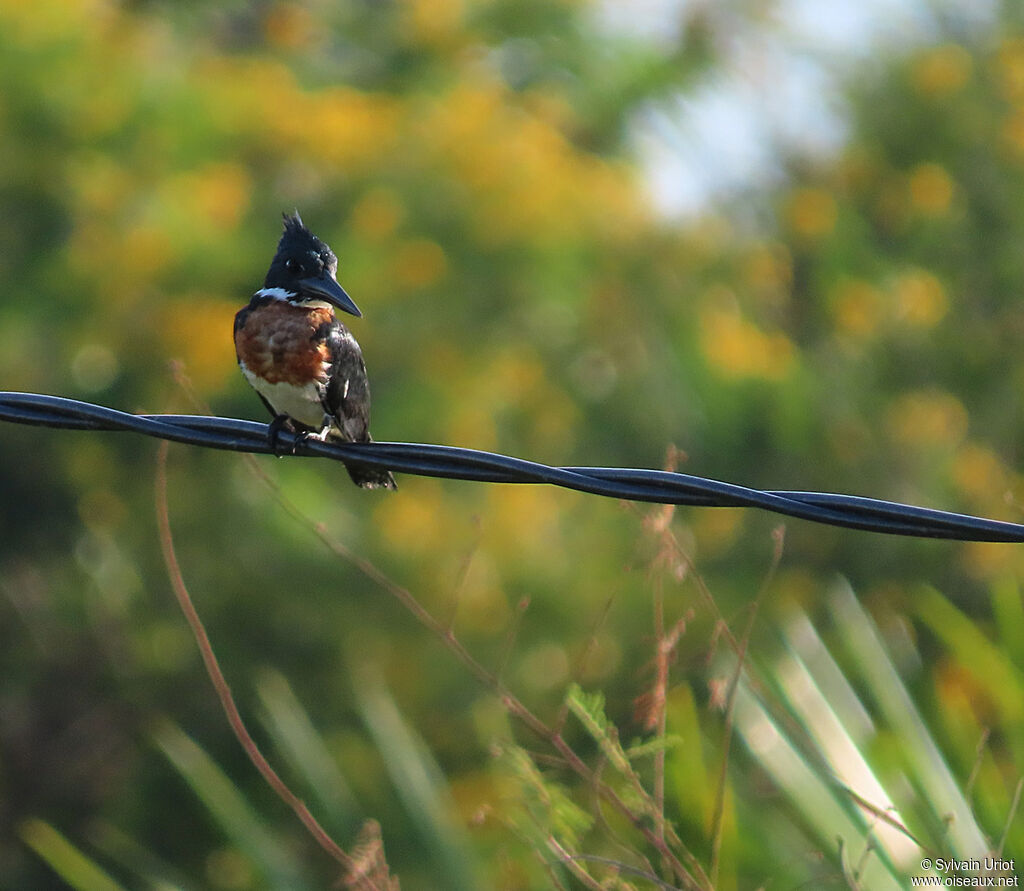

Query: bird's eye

[285,258,302,275]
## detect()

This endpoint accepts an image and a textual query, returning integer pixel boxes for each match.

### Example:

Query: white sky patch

[593,0,693,49]
[594,0,999,218]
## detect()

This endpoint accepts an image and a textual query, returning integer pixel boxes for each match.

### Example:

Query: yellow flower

[1001,110,1024,159]
[263,2,315,50]
[743,242,792,302]
[787,188,837,239]
[0,0,111,46]
[952,444,1009,504]
[400,0,464,46]
[351,188,405,241]
[885,389,967,448]
[374,478,448,556]
[394,238,448,290]
[998,38,1024,102]
[912,45,972,96]
[831,279,883,339]
[160,297,239,390]
[908,163,954,216]
[699,289,795,380]
[893,269,948,328]
[164,163,251,231]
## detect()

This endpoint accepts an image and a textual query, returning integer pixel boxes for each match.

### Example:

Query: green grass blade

[352,664,480,891]
[256,667,360,835]
[86,819,193,890]
[830,578,989,857]
[19,818,127,891]
[778,620,919,872]
[732,677,905,891]
[915,583,1024,725]
[151,718,310,891]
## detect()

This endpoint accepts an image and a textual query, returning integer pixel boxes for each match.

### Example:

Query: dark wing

[316,316,396,489]
[233,304,250,347]
[234,303,249,337]
[321,320,373,444]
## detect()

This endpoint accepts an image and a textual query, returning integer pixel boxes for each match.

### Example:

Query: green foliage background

[1,0,1023,888]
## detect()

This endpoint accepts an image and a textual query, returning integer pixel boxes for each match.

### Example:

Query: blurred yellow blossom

[162,163,251,232]
[400,0,464,46]
[195,57,301,137]
[374,477,448,557]
[699,289,795,380]
[743,242,792,304]
[65,154,135,216]
[440,347,567,448]
[394,238,448,290]
[263,2,315,50]
[421,79,643,245]
[0,0,113,46]
[351,188,405,241]
[908,163,954,216]
[68,220,173,300]
[786,187,837,239]
[123,224,175,280]
[893,268,948,327]
[885,389,968,448]
[912,44,972,96]
[962,540,1020,579]
[691,508,744,558]
[997,37,1024,102]
[160,298,238,390]
[449,404,499,450]
[490,350,544,400]
[952,443,1010,505]
[531,389,580,453]
[195,59,400,174]
[935,661,994,724]
[1001,109,1024,159]
[284,88,401,171]
[831,279,883,339]
[455,555,513,634]
[486,485,565,568]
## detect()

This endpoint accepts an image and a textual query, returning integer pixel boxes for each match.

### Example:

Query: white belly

[241,362,330,430]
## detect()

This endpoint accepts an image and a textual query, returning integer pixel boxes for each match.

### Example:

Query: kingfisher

[234,212,396,489]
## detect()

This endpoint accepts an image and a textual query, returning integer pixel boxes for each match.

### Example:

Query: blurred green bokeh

[2,0,1023,888]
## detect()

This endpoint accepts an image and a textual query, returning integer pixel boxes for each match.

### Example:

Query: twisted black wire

[1,391,1021,542]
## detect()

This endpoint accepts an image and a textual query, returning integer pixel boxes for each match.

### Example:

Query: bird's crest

[282,210,306,234]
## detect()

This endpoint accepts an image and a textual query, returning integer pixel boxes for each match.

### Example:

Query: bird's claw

[267,415,297,456]
[267,415,333,456]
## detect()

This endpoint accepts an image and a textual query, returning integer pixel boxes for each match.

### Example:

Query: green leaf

[564,682,630,774]
[496,742,594,848]
[624,735,683,760]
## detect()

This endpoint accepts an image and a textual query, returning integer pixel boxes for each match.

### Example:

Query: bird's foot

[305,415,334,443]
[267,415,297,456]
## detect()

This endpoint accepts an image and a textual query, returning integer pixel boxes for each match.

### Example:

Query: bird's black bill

[300,274,362,317]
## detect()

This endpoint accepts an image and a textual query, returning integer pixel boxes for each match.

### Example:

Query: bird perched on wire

[234,212,396,489]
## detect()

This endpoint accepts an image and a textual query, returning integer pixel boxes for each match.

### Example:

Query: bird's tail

[345,462,397,490]
[329,431,397,490]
